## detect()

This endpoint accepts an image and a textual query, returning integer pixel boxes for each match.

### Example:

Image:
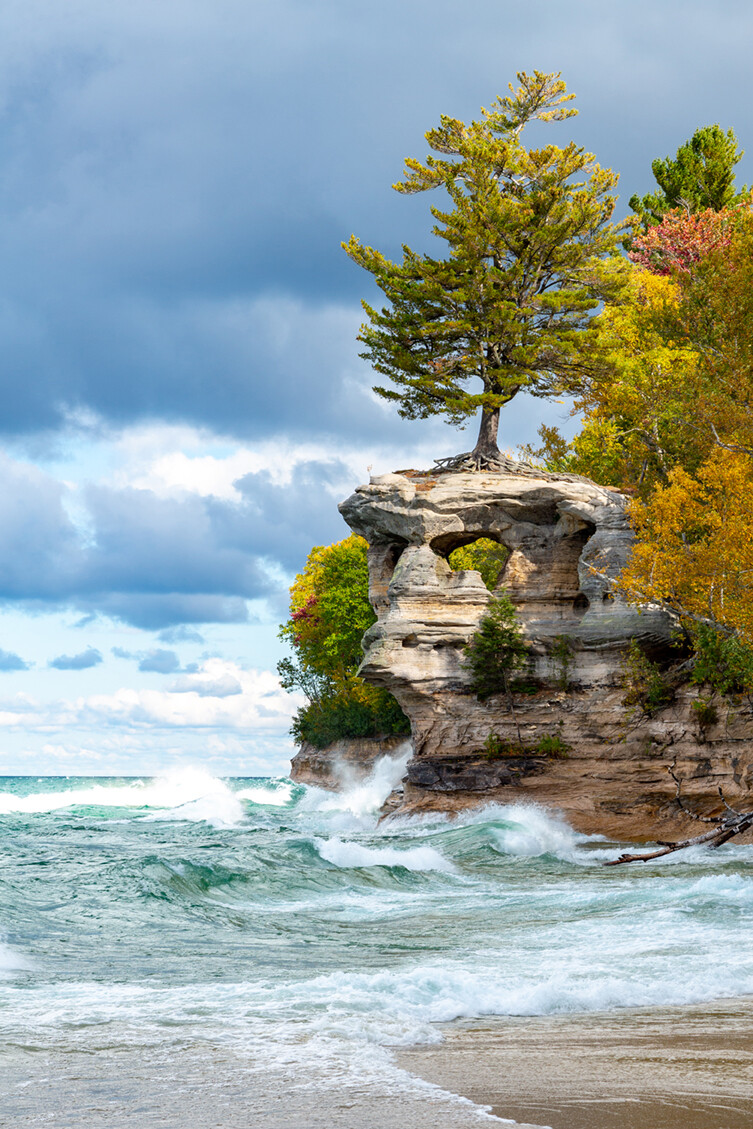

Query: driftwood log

[605,762,753,866]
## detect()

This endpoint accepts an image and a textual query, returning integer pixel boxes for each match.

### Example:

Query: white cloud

[0,659,302,734]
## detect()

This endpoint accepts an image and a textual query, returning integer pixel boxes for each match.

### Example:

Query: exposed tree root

[432,450,536,474]
[605,761,753,865]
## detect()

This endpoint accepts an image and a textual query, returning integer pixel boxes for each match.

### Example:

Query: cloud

[0,659,299,731]
[0,0,751,443]
[79,662,296,728]
[0,649,30,671]
[113,646,183,673]
[169,672,242,698]
[0,449,353,627]
[49,647,102,671]
[136,649,181,674]
[158,625,205,644]
[0,656,303,774]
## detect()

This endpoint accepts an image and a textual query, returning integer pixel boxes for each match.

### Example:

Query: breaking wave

[314,837,456,873]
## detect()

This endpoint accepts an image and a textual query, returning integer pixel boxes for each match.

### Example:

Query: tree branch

[605,763,753,865]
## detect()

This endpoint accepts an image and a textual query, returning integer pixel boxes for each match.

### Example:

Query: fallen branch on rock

[604,761,753,865]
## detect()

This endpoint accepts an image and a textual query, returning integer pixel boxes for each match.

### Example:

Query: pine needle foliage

[629,125,746,229]
[343,71,629,459]
[462,593,529,700]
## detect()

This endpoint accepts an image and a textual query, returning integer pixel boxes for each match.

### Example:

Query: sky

[0,0,751,776]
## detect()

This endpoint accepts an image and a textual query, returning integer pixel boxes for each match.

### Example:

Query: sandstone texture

[335,466,753,842]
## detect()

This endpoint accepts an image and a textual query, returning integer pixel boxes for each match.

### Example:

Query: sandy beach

[397,998,753,1129]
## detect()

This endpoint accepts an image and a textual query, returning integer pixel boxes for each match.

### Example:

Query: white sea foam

[0,940,31,978]
[0,766,245,826]
[7,949,753,1051]
[137,769,245,827]
[315,837,455,873]
[4,765,753,1124]
[391,801,611,864]
[483,803,601,862]
[236,780,294,806]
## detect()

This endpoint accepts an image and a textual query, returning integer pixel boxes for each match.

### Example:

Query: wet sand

[397,998,753,1129]
[0,1040,533,1128]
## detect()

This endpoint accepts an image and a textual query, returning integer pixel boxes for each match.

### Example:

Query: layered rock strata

[337,467,753,840]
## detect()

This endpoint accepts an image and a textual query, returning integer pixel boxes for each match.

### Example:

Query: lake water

[2,755,753,1127]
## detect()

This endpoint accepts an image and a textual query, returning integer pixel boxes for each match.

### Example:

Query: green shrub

[551,634,574,691]
[691,697,719,732]
[482,732,507,759]
[535,733,569,758]
[477,729,569,760]
[279,536,410,747]
[290,684,411,749]
[689,623,753,697]
[509,677,540,695]
[621,639,675,715]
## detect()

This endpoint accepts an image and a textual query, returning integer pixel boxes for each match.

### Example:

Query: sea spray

[236,779,295,806]
[0,940,31,977]
[297,744,411,825]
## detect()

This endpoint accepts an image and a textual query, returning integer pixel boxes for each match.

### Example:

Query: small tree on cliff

[343,71,629,468]
[462,593,529,741]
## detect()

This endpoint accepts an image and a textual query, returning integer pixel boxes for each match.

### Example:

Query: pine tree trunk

[503,671,523,745]
[471,406,501,460]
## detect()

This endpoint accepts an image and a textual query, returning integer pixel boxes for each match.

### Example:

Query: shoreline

[396,996,753,1129]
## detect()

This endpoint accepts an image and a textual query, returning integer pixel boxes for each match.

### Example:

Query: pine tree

[629,125,745,228]
[343,71,628,468]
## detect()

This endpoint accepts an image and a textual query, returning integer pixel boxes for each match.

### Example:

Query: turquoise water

[2,757,753,1126]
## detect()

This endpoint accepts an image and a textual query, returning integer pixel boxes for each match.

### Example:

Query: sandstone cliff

[334,466,753,841]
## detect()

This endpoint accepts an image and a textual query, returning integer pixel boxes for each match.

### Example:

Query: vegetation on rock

[462,593,529,703]
[286,97,753,763]
[279,535,519,748]
[447,538,509,590]
[478,728,569,760]
[620,640,677,717]
[278,535,410,748]
[520,120,753,680]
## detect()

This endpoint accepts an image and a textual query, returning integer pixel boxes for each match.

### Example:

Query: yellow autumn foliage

[619,450,753,642]
[530,269,705,494]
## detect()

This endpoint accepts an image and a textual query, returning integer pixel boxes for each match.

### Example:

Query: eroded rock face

[338,467,753,840]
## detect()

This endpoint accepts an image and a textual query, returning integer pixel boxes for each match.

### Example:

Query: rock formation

[334,466,753,841]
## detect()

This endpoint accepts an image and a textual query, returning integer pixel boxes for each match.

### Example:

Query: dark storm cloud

[0,453,350,628]
[49,647,102,670]
[0,0,752,440]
